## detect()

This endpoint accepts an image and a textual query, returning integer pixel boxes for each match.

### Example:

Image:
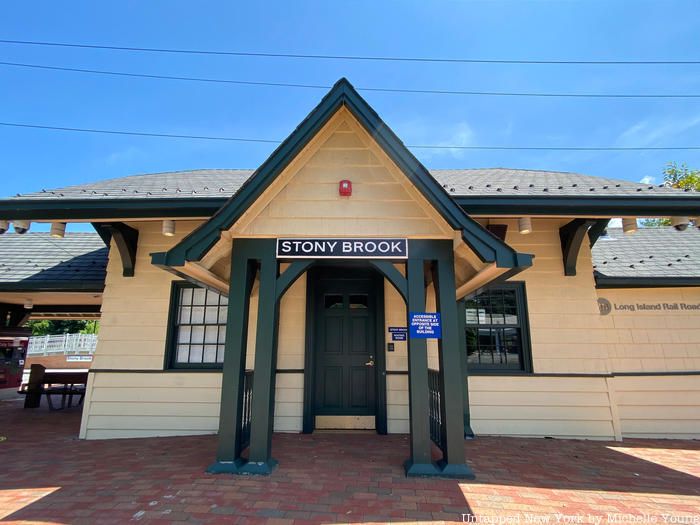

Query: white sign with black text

[276,238,408,259]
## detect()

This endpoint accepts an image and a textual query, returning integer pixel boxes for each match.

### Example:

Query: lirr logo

[597,298,612,316]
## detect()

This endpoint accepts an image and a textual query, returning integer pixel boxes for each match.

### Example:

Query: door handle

[365,359,375,367]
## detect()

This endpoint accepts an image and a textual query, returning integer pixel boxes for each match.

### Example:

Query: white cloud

[639,176,656,185]
[105,146,142,165]
[399,120,476,160]
[617,114,700,147]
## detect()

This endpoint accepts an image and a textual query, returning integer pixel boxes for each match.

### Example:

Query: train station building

[1,79,699,477]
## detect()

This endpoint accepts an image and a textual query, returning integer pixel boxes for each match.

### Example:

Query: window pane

[465,299,478,324]
[192,288,206,305]
[191,326,205,344]
[490,290,505,325]
[216,344,225,363]
[179,306,191,324]
[205,306,219,324]
[478,328,495,364]
[177,326,191,344]
[180,287,193,305]
[503,289,518,324]
[204,325,218,344]
[176,345,190,363]
[349,294,368,309]
[191,306,205,324]
[466,328,479,363]
[205,290,219,305]
[503,327,522,368]
[324,294,343,309]
[218,326,226,344]
[203,345,217,363]
[189,345,203,363]
[218,307,228,324]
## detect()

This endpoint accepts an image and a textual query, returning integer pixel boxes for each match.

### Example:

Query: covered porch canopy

[151,78,533,477]
[0,233,105,334]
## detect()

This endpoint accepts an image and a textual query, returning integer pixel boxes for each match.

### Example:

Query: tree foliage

[641,162,699,227]
[26,320,99,336]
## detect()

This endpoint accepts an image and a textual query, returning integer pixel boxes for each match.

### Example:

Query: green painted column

[208,240,255,474]
[404,256,440,476]
[240,239,280,475]
[457,299,475,438]
[434,242,475,478]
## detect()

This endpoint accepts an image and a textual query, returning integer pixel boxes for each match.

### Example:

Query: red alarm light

[339,179,352,197]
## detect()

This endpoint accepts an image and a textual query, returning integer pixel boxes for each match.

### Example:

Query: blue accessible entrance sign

[408,312,442,339]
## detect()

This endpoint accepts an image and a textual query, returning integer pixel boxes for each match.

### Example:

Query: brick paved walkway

[0,397,698,524]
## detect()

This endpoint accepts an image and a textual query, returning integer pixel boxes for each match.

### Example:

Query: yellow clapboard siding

[92,372,221,389]
[470,376,609,392]
[471,405,612,421]
[90,386,222,403]
[472,420,615,438]
[88,401,220,417]
[87,415,218,431]
[85,429,216,439]
[234,108,452,238]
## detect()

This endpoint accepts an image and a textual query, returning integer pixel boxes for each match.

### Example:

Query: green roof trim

[0,198,226,221]
[456,195,700,216]
[152,78,532,271]
[594,273,700,289]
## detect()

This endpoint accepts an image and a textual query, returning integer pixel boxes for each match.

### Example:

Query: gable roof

[0,232,107,291]
[9,167,696,201]
[152,78,531,271]
[593,227,700,278]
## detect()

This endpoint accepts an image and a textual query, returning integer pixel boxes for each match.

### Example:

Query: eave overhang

[0,198,226,221]
[0,280,105,293]
[594,272,700,289]
[457,195,700,217]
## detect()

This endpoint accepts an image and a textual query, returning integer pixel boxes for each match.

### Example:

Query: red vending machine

[0,338,28,393]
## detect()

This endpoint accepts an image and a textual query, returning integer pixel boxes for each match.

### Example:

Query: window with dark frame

[169,282,228,368]
[464,282,531,373]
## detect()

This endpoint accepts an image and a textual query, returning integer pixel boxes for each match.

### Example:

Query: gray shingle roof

[9,168,697,201]
[592,227,700,278]
[0,233,107,284]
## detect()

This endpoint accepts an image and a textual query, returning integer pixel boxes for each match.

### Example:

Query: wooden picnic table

[21,364,88,410]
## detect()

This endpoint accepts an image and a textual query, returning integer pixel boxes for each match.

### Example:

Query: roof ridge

[430,167,586,175]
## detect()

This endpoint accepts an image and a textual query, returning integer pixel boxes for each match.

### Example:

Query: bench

[21,364,88,410]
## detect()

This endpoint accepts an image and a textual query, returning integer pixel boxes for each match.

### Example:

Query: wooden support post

[240,239,280,475]
[24,364,46,409]
[207,240,256,474]
[434,244,475,478]
[404,256,440,476]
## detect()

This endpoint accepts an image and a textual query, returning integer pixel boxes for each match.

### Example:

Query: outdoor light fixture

[518,217,533,235]
[13,220,30,234]
[23,299,33,310]
[0,220,8,234]
[622,218,638,234]
[50,222,66,239]
[671,217,690,231]
[162,220,176,237]
[339,179,352,197]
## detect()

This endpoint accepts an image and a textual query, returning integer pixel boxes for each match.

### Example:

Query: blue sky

[1,1,699,232]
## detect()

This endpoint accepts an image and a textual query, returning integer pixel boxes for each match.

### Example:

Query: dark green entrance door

[313,269,377,416]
